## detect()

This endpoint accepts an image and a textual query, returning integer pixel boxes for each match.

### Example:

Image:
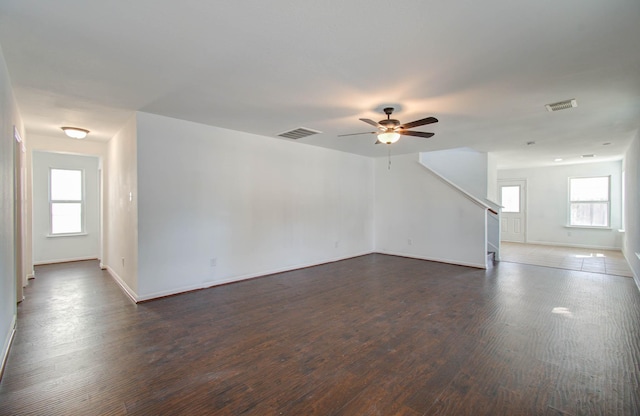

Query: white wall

[499,161,623,250]
[134,112,374,299]
[623,133,640,287]
[104,115,138,296]
[0,44,23,376]
[31,151,100,264]
[375,153,487,268]
[420,148,489,202]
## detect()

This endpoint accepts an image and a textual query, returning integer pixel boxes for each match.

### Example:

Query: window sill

[564,225,611,230]
[46,232,88,238]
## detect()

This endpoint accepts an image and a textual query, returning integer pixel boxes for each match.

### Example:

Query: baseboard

[107,250,486,303]
[521,240,621,251]
[0,314,17,381]
[636,255,640,292]
[34,256,99,266]
[105,266,139,304]
[376,250,486,270]
[136,280,223,302]
[627,252,640,292]
[135,251,374,302]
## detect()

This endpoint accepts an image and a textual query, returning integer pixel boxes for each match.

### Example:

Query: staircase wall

[419,148,490,202]
[374,154,487,268]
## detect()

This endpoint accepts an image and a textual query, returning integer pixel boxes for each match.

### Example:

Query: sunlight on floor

[551,307,573,317]
[575,253,605,258]
[500,242,633,277]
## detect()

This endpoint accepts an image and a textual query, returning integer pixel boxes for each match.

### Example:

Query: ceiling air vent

[277,127,322,140]
[545,99,577,112]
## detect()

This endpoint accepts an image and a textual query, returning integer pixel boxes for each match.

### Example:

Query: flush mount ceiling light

[61,127,89,139]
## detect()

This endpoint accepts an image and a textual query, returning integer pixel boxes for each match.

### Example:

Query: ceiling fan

[339,107,438,144]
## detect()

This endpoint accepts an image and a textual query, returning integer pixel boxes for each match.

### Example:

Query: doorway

[499,179,526,243]
[32,151,101,265]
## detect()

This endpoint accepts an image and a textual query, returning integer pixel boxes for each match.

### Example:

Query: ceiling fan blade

[338,131,376,137]
[359,118,381,128]
[400,116,438,130]
[400,130,435,138]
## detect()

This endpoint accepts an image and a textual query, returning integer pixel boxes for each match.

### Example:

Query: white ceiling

[1,0,638,168]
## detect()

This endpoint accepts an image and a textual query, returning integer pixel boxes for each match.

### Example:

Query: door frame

[13,126,26,302]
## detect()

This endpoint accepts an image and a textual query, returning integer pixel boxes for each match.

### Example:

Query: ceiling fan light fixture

[378,132,400,144]
[61,127,89,139]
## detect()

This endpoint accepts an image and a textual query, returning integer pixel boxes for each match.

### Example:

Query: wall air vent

[545,99,577,112]
[277,127,322,140]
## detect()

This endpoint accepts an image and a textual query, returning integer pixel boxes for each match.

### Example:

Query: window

[50,168,83,234]
[569,176,609,227]
[501,185,520,213]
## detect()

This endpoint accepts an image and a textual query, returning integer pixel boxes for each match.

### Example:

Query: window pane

[590,203,609,226]
[501,186,520,213]
[51,169,82,201]
[570,177,608,201]
[570,202,608,227]
[51,203,82,234]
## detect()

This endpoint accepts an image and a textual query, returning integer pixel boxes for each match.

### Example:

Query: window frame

[49,167,85,236]
[568,175,611,228]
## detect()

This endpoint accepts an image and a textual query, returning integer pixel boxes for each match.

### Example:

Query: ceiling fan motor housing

[379,119,400,128]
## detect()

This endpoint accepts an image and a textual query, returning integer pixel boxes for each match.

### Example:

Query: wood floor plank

[1,255,639,415]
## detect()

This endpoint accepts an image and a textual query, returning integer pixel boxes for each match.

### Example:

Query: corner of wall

[0,44,21,381]
[0,314,16,381]
[104,114,139,295]
[622,132,640,290]
[105,265,139,303]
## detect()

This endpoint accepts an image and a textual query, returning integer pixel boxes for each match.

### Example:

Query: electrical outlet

[408,239,413,245]
[335,241,339,248]
[210,258,217,267]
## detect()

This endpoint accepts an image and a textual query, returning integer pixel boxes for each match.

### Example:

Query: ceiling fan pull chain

[388,145,391,170]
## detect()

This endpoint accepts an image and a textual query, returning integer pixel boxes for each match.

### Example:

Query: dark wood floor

[1,255,639,415]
